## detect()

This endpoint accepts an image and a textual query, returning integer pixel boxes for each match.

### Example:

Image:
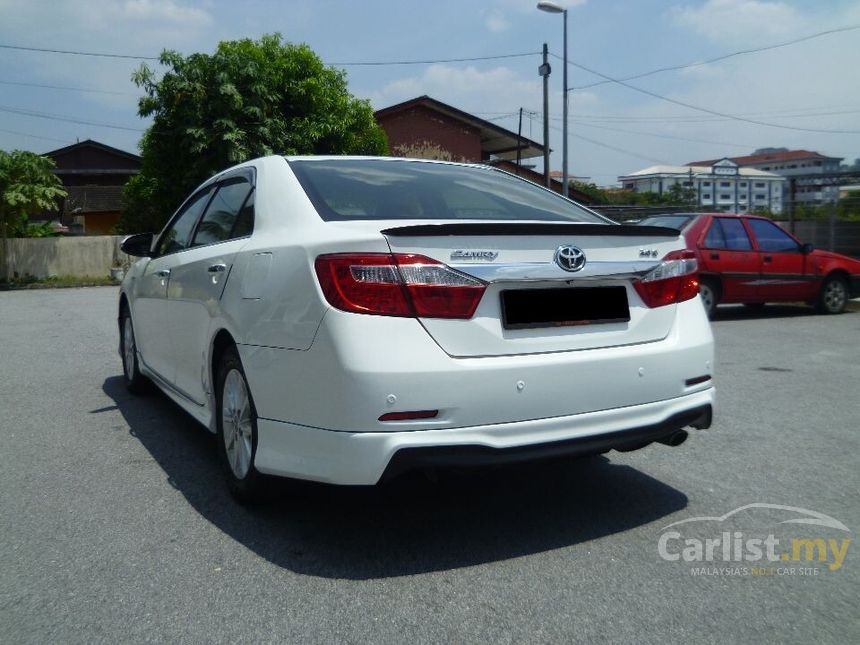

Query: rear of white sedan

[119,156,714,502]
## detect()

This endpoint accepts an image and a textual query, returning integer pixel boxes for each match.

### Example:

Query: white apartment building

[687,148,843,206]
[618,158,786,214]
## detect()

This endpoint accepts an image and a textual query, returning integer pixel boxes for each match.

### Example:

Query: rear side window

[192,177,253,247]
[288,159,607,224]
[719,218,752,250]
[704,218,752,251]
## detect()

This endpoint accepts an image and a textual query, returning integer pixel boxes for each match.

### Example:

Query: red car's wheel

[699,278,719,319]
[817,275,848,314]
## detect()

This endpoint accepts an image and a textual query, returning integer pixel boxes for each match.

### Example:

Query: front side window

[747,218,800,253]
[156,186,214,256]
[192,177,253,246]
[288,159,607,223]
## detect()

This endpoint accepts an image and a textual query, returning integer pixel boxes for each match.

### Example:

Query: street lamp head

[537,1,564,14]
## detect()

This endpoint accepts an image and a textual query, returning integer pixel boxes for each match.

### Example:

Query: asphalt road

[1,287,858,644]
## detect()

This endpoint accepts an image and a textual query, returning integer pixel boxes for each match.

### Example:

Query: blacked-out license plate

[501,286,630,329]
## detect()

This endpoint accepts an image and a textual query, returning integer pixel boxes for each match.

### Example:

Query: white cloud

[486,0,587,33]
[117,0,212,25]
[671,0,802,45]
[485,10,510,32]
[370,64,544,113]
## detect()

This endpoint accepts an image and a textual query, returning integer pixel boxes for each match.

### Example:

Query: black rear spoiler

[381,223,680,237]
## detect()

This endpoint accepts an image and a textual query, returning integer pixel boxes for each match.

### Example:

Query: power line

[330,52,539,66]
[0,43,158,60]
[552,53,860,135]
[548,123,670,166]
[566,119,751,148]
[0,79,137,96]
[0,128,72,144]
[573,24,860,90]
[0,42,540,66]
[560,107,860,124]
[0,105,145,132]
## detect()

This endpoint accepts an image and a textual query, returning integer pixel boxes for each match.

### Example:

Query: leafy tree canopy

[571,180,696,207]
[0,149,67,281]
[0,150,66,226]
[120,34,388,233]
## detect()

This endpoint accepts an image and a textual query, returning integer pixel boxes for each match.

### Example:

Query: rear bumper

[254,387,715,485]
[381,404,712,481]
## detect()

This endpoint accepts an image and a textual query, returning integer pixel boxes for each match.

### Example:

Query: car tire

[816,274,848,315]
[120,305,152,394]
[698,278,719,319]
[215,345,265,504]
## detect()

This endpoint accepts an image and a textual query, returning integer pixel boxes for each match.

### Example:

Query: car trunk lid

[382,221,685,357]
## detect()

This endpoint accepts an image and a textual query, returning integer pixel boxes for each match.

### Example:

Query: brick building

[45,139,141,235]
[374,95,592,203]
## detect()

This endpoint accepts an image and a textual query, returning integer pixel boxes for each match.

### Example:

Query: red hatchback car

[637,213,860,317]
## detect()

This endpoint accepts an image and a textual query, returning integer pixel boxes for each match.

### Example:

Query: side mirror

[801,242,814,255]
[121,232,155,258]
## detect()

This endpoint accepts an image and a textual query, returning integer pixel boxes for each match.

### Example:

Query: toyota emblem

[554,245,586,272]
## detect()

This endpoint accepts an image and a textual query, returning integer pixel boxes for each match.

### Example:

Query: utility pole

[561,8,569,197]
[539,43,551,188]
[788,177,796,234]
[516,107,523,175]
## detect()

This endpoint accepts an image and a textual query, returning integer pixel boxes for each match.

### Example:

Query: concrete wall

[3,236,132,280]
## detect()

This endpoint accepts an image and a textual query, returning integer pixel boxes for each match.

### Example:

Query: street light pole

[537,1,569,197]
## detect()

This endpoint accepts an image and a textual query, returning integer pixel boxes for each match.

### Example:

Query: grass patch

[0,274,119,290]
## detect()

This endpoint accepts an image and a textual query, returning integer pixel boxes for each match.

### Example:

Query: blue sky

[1,0,858,185]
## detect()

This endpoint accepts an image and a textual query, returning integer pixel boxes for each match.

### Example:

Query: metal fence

[776,221,860,258]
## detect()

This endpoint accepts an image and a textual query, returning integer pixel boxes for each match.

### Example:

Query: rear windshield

[288,159,608,224]
[636,214,695,229]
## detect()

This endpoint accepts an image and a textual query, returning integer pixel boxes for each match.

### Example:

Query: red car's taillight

[633,250,699,308]
[314,253,487,319]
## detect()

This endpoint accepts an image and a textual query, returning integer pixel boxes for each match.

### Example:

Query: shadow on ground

[103,375,687,579]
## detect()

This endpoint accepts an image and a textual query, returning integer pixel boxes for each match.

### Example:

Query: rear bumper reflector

[379,410,439,422]
[685,375,712,387]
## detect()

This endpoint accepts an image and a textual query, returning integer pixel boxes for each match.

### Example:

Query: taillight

[314,253,486,318]
[633,250,699,308]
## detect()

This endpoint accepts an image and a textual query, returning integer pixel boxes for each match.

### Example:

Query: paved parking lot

[1,286,858,644]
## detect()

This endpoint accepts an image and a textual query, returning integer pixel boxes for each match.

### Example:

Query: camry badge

[450,250,499,261]
[554,245,586,272]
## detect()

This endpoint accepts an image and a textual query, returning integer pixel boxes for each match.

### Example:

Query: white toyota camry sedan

[119,156,715,502]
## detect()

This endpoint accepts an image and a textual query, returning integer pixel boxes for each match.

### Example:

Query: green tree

[120,34,388,233]
[0,150,67,283]
[571,181,610,205]
[664,183,697,206]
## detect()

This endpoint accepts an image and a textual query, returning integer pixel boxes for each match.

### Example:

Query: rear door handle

[763,255,772,263]
[709,252,720,260]
[207,263,227,273]
[155,269,171,277]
